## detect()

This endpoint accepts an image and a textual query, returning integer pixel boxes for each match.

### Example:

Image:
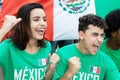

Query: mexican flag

[0,0,120,41]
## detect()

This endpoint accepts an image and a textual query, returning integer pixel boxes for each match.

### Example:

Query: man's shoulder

[58,43,75,51]
[56,43,76,57]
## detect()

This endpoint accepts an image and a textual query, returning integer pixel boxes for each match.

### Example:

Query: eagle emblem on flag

[58,0,91,14]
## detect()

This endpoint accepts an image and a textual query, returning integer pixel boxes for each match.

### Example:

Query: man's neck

[106,38,119,50]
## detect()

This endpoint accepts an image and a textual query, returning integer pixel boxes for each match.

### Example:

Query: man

[52,14,120,80]
[100,9,120,71]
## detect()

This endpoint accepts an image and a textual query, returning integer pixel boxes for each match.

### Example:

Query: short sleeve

[0,40,10,66]
[104,54,120,80]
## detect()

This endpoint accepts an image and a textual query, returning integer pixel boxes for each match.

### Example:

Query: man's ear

[111,31,116,37]
[78,31,84,40]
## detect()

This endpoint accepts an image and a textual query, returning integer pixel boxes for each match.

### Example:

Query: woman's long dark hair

[10,3,46,50]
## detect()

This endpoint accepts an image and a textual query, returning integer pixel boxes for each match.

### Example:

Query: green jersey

[0,39,51,80]
[53,44,120,80]
[100,40,120,71]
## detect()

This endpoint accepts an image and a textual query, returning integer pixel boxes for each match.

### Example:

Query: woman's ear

[78,31,84,40]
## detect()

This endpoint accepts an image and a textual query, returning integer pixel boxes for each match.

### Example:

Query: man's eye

[101,34,104,37]
[92,33,98,36]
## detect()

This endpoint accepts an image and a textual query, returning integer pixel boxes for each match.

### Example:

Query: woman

[0,3,59,80]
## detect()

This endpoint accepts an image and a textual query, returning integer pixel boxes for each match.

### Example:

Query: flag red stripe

[41,0,54,41]
[96,68,100,74]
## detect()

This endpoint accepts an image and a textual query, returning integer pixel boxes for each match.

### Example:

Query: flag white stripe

[53,0,96,40]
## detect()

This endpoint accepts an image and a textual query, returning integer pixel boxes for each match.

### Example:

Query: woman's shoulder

[0,38,13,45]
[45,40,51,46]
[0,38,16,50]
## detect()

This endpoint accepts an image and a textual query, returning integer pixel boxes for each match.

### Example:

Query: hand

[44,53,60,80]
[68,56,81,76]
[2,15,22,32]
[49,53,60,71]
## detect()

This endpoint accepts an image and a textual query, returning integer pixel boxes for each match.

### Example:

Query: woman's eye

[43,18,46,21]
[33,19,39,21]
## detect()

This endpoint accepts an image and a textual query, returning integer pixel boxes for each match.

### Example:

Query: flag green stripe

[95,0,120,18]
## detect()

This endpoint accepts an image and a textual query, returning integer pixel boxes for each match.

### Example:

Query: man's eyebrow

[92,32,98,34]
